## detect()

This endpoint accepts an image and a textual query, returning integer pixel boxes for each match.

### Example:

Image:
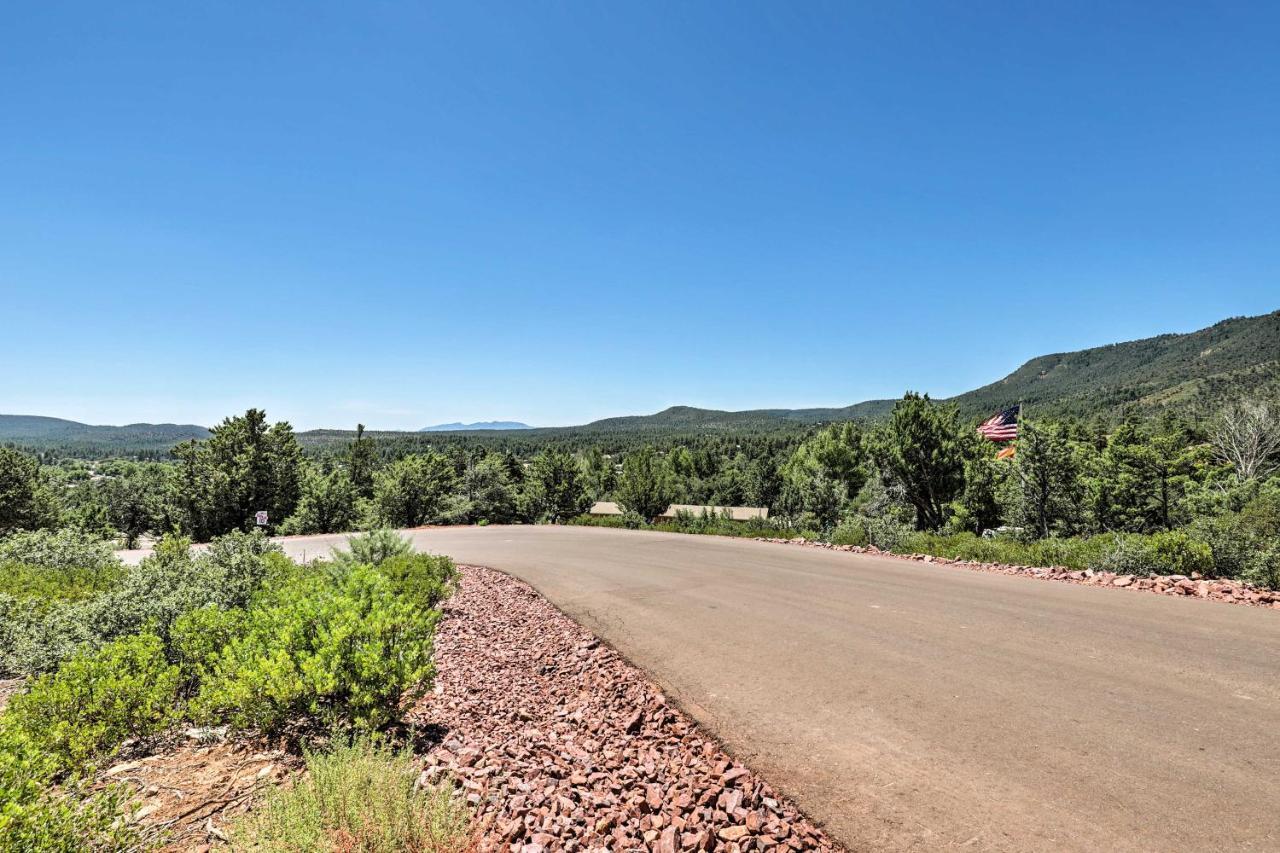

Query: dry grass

[227,737,471,852]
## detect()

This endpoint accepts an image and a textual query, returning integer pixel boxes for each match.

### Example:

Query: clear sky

[2,2,1277,430]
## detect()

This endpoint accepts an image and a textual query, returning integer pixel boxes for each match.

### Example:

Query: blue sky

[2,2,1277,430]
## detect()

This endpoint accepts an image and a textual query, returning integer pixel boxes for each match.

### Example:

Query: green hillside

[0,415,210,454]
[570,310,1280,429]
[948,310,1280,418]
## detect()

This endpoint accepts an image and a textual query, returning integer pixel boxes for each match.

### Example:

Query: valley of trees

[3,390,1278,587]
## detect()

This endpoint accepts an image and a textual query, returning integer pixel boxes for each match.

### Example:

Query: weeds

[228,736,471,852]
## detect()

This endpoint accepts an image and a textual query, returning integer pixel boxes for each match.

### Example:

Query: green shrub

[1238,486,1280,540]
[1243,542,1280,590]
[228,736,470,852]
[2,632,180,777]
[861,516,915,551]
[332,529,415,568]
[0,595,97,677]
[0,529,124,612]
[569,514,631,529]
[2,525,286,676]
[58,531,289,661]
[1146,530,1214,577]
[376,553,458,611]
[195,564,438,732]
[201,529,288,607]
[0,739,138,853]
[0,561,124,609]
[1090,534,1156,576]
[1187,515,1257,580]
[170,605,247,688]
[827,519,866,547]
[886,531,1116,570]
[0,528,119,575]
[619,509,648,530]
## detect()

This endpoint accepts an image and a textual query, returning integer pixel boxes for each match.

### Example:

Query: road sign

[255,511,268,526]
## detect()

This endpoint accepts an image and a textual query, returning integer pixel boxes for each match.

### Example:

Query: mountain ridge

[3,309,1276,449]
[0,415,211,452]
[419,421,532,432]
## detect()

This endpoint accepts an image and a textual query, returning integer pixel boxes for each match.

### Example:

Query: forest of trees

[2,394,1278,586]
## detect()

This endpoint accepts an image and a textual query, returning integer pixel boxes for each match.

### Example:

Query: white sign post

[255,511,268,526]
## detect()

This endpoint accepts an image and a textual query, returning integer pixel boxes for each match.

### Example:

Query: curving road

[124,525,1280,851]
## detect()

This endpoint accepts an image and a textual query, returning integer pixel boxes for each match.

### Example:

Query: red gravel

[756,537,1280,610]
[410,565,840,853]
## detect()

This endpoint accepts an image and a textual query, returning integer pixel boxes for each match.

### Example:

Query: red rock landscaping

[410,564,839,852]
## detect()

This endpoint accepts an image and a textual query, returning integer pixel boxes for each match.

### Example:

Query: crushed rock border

[411,565,840,853]
[754,537,1280,610]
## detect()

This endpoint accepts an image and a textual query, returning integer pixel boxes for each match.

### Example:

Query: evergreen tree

[283,465,358,534]
[372,452,456,528]
[521,450,589,522]
[871,393,970,530]
[101,463,172,548]
[615,446,674,519]
[347,423,377,499]
[170,409,303,539]
[0,447,58,535]
[958,455,1007,534]
[447,454,517,524]
[1015,420,1083,538]
[581,447,616,501]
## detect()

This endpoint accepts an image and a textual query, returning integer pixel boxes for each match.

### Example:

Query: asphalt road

[124,526,1280,851]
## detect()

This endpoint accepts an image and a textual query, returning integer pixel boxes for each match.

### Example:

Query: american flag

[978,405,1020,442]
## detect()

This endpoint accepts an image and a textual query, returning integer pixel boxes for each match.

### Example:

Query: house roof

[588,501,624,515]
[658,504,769,521]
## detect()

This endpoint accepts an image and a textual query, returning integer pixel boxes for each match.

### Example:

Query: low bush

[859,516,917,552]
[331,528,414,568]
[194,563,438,732]
[1,631,180,777]
[0,595,96,677]
[1189,514,1262,580]
[0,530,456,850]
[170,604,247,689]
[0,531,289,678]
[376,553,459,611]
[654,513,794,539]
[0,529,124,616]
[886,531,1116,571]
[228,736,470,852]
[0,560,124,608]
[830,519,869,547]
[0,528,119,575]
[1145,530,1214,577]
[1090,535,1157,576]
[1243,542,1280,590]
[0,743,138,853]
[570,514,636,530]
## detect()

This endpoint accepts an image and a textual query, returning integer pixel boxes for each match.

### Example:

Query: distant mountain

[419,421,532,432]
[572,405,861,434]
[0,415,209,452]
[10,310,1278,453]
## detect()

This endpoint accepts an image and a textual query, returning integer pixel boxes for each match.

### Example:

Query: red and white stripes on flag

[978,405,1020,442]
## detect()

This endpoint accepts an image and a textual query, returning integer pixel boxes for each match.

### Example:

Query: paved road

[124,526,1280,851]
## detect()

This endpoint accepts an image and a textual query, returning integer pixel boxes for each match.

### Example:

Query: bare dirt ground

[102,736,299,851]
[0,678,21,713]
